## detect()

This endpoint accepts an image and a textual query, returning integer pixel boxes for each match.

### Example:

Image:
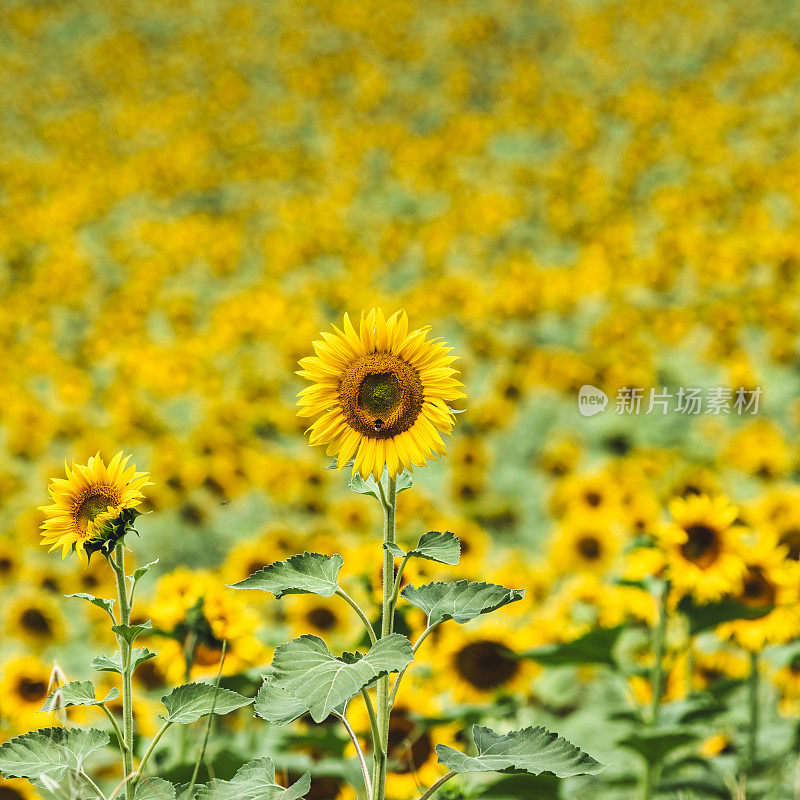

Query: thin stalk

[747,650,759,774]
[78,770,108,800]
[389,555,410,610]
[642,582,669,800]
[374,475,397,800]
[135,720,173,781]
[335,710,373,798]
[417,771,456,800]
[110,544,134,799]
[187,641,228,796]
[100,703,129,753]
[336,587,377,644]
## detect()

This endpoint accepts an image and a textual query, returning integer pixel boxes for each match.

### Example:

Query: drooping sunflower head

[297,309,465,479]
[39,451,151,561]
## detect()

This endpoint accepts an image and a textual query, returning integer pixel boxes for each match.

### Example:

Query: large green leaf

[0,727,108,780]
[436,724,603,777]
[161,682,253,724]
[197,757,310,800]
[677,595,773,636]
[401,581,525,626]
[92,647,157,675]
[66,592,116,623]
[385,531,461,565]
[40,681,119,712]
[253,679,311,727]
[134,777,178,800]
[522,626,624,667]
[231,552,343,599]
[271,634,413,722]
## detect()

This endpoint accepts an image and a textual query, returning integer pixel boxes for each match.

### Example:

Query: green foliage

[269,634,413,722]
[348,470,413,500]
[231,552,343,598]
[161,682,253,724]
[196,758,311,800]
[112,619,154,645]
[617,728,698,763]
[0,727,108,780]
[678,595,774,635]
[384,531,461,565]
[40,681,119,712]
[253,680,311,727]
[435,724,604,777]
[523,626,624,667]
[134,777,178,800]
[401,580,525,626]
[66,592,116,623]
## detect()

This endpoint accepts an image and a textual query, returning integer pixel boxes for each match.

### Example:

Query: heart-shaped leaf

[231,552,343,599]
[197,757,310,800]
[161,682,252,725]
[66,593,116,622]
[92,648,157,675]
[271,634,413,722]
[112,620,153,645]
[40,681,119,712]
[401,581,525,626]
[385,531,461,565]
[522,626,624,667]
[0,727,108,780]
[436,724,603,778]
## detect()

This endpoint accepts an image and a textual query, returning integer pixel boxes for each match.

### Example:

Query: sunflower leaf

[230,552,343,599]
[112,620,153,645]
[66,592,116,623]
[677,595,774,636]
[197,757,310,800]
[436,724,604,778]
[384,531,461,565]
[348,469,413,501]
[0,727,108,780]
[521,626,624,667]
[129,559,160,596]
[133,777,178,800]
[617,728,698,763]
[40,680,119,712]
[161,682,252,724]
[253,679,310,727]
[401,581,525,626]
[92,647,157,675]
[270,634,413,722]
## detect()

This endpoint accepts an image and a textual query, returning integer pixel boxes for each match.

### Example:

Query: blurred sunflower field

[4,0,800,798]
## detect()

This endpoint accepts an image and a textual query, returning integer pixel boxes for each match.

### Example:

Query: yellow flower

[39,451,151,560]
[549,512,622,577]
[700,733,734,758]
[658,495,746,602]
[297,309,465,480]
[0,778,39,800]
[5,593,66,649]
[0,655,54,730]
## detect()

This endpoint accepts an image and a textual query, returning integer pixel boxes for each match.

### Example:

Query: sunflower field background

[4,0,800,798]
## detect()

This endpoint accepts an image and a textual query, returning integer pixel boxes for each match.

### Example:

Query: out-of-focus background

[3,0,800,797]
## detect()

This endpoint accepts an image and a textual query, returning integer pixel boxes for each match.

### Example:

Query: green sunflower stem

[374,474,397,800]
[746,650,759,775]
[642,580,669,800]
[111,543,134,799]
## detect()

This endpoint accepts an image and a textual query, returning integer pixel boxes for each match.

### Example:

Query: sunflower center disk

[75,488,120,533]
[339,353,424,438]
[680,524,720,568]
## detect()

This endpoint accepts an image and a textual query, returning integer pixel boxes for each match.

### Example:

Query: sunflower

[39,451,151,560]
[0,778,39,800]
[297,309,465,480]
[772,655,800,715]
[285,594,362,647]
[5,593,66,648]
[657,494,746,602]
[549,512,622,577]
[0,655,53,729]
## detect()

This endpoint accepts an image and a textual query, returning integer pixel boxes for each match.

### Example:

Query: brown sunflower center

[17,677,47,703]
[387,712,433,773]
[73,486,121,533]
[307,607,337,630]
[680,524,721,568]
[0,786,26,800]
[21,608,51,635]
[576,535,602,561]
[779,528,800,561]
[789,655,800,674]
[741,566,775,607]
[455,640,519,689]
[339,353,424,439]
